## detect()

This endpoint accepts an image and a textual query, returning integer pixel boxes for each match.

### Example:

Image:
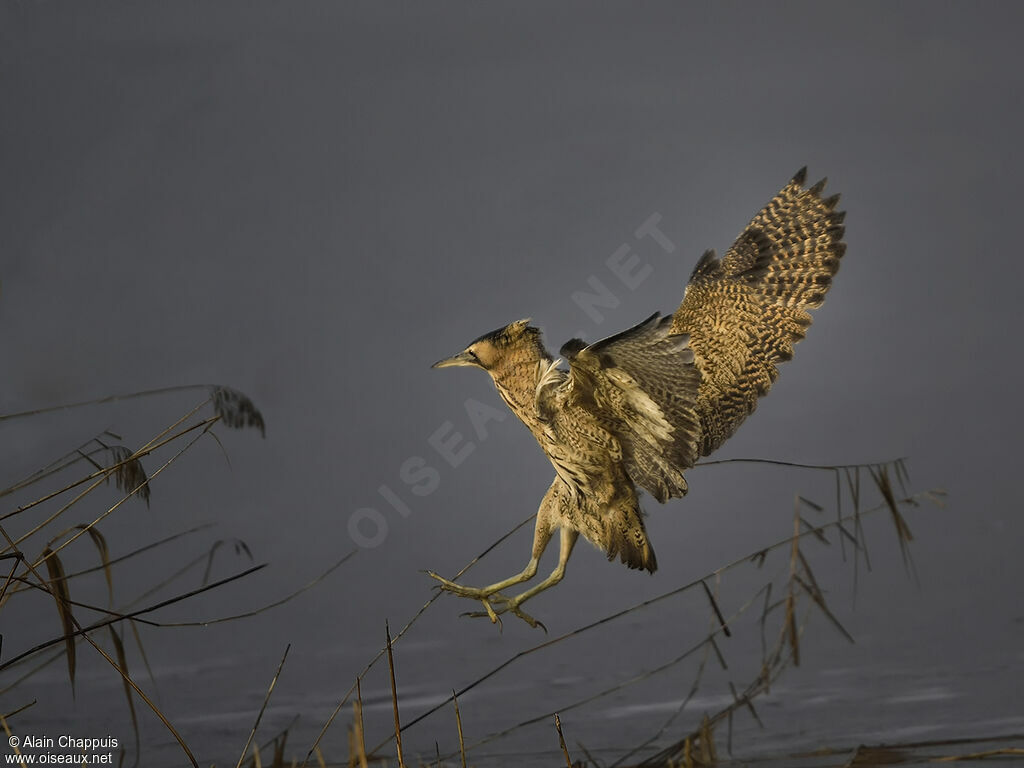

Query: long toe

[508,601,547,632]
[426,571,485,598]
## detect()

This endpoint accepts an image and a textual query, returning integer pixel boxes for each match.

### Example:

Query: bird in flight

[429,168,845,628]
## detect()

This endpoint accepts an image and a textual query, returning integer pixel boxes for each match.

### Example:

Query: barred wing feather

[560,313,701,502]
[671,168,846,457]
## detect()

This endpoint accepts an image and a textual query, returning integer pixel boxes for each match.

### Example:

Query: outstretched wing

[560,313,701,502]
[672,167,846,456]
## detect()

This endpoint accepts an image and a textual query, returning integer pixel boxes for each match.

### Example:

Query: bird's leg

[504,527,578,610]
[426,518,554,600]
[465,527,579,629]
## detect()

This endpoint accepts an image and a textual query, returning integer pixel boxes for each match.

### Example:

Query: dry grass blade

[108,626,140,765]
[798,516,830,545]
[554,714,573,768]
[271,732,286,768]
[453,690,467,768]
[695,457,907,473]
[386,622,406,768]
[786,504,801,667]
[796,495,823,512]
[835,522,859,548]
[203,538,254,585]
[845,465,861,509]
[870,464,914,545]
[893,457,911,497]
[352,678,368,768]
[785,589,800,667]
[74,524,114,603]
[0,700,37,720]
[235,644,291,768]
[575,740,600,768]
[701,580,732,638]
[793,573,853,644]
[211,386,266,436]
[1,551,24,604]
[845,466,872,580]
[834,468,846,561]
[698,714,717,763]
[127,619,158,694]
[796,552,854,643]
[1,715,21,757]
[41,546,76,692]
[759,582,772,665]
[708,635,728,671]
[726,707,734,757]
[247,717,299,768]
[729,680,762,728]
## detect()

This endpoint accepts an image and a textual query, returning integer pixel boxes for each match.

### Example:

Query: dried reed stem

[352,678,368,768]
[235,644,291,768]
[386,622,406,768]
[453,690,467,768]
[554,714,573,768]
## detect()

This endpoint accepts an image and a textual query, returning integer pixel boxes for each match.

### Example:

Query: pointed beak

[431,351,477,369]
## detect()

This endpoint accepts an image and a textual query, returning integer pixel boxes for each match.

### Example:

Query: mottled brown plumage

[429,168,845,628]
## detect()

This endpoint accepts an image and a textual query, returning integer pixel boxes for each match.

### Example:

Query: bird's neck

[489,347,553,432]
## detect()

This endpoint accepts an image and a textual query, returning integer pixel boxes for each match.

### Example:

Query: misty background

[2,2,1022,765]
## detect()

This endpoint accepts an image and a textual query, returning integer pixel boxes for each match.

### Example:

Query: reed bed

[1,387,1017,768]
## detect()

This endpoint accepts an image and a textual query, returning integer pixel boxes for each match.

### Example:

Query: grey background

[2,2,1022,764]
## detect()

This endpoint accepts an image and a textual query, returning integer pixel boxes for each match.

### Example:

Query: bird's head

[432,318,543,375]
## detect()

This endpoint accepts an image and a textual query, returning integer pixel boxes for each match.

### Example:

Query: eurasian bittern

[429,168,845,628]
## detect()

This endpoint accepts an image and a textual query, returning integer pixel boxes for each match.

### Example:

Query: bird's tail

[599,496,658,573]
